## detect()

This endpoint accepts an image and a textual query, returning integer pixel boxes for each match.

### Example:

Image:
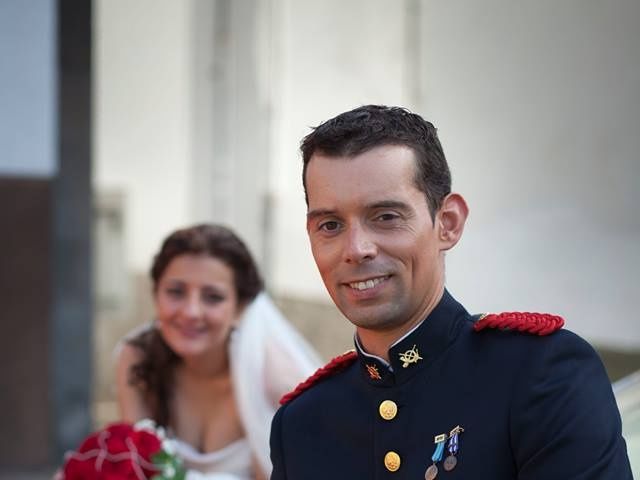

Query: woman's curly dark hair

[127,224,264,427]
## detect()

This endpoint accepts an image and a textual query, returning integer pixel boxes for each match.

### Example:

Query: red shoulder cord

[473,312,564,336]
[279,350,358,405]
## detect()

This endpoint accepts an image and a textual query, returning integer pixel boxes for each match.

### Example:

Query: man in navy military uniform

[269,105,632,479]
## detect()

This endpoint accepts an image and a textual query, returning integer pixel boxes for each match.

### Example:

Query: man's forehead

[306,147,425,213]
[307,145,416,181]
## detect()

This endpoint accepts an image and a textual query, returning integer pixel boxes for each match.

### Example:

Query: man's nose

[343,224,377,264]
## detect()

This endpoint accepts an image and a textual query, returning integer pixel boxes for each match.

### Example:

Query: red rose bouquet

[59,420,186,480]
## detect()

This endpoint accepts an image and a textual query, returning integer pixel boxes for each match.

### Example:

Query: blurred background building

[1,0,639,476]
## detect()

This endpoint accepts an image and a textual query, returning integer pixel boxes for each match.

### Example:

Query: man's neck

[356,288,444,362]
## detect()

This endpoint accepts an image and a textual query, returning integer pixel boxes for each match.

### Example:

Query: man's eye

[319,221,340,232]
[375,213,399,222]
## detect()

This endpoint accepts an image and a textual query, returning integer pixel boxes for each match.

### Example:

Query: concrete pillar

[0,0,92,470]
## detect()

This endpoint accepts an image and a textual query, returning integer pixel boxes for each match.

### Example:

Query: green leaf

[149,448,187,479]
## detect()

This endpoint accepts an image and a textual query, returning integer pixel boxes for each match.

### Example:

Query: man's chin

[340,305,403,332]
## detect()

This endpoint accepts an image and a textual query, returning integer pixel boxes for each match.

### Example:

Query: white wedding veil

[229,292,321,475]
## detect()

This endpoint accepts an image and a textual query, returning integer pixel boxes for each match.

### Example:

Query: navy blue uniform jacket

[270,290,632,479]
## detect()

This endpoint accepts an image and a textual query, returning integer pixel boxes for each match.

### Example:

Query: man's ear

[437,193,469,251]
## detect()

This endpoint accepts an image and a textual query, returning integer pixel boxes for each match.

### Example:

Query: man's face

[306,145,446,333]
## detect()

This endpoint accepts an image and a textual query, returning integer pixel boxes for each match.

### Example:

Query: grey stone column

[50,0,93,460]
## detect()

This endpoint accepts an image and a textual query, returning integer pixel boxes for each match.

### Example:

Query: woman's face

[154,253,241,360]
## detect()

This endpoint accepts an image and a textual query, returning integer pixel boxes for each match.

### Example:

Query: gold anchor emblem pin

[398,344,423,368]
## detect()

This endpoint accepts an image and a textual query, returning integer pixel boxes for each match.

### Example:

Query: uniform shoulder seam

[279,350,357,405]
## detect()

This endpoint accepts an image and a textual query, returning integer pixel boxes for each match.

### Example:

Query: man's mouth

[347,275,390,291]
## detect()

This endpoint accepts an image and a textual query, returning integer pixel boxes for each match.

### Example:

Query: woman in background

[115,224,320,479]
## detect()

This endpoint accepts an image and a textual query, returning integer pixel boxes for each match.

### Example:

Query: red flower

[131,429,162,460]
[62,422,163,480]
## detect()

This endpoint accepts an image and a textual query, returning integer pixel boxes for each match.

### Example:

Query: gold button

[384,451,401,472]
[379,400,398,420]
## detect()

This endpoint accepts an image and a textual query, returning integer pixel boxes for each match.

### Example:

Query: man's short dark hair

[301,105,451,219]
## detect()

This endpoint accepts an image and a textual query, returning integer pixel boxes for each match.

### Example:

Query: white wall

[420,0,640,348]
[95,0,273,275]
[190,0,272,275]
[94,0,193,270]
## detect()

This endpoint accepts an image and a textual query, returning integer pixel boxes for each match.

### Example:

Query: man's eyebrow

[306,209,336,221]
[307,201,412,221]
[365,200,412,211]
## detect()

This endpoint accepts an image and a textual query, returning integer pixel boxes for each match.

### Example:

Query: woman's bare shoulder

[115,341,144,369]
[114,337,151,422]
[113,324,154,367]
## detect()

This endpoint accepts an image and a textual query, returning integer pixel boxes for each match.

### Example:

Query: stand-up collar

[355,290,468,386]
